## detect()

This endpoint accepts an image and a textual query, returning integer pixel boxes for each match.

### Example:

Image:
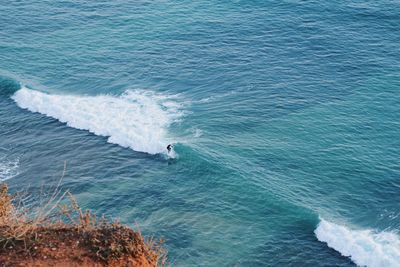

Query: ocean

[1,1,399,266]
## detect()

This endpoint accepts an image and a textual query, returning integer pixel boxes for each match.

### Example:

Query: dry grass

[0,183,33,245]
[0,181,166,266]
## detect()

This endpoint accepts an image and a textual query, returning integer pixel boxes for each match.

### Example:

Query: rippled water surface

[1,1,400,266]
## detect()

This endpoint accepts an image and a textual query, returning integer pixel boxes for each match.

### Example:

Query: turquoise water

[1,1,400,266]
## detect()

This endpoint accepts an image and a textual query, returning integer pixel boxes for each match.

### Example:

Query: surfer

[167,144,172,153]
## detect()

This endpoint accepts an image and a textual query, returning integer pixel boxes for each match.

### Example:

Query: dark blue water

[1,1,400,266]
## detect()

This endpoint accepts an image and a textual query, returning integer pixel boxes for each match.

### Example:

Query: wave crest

[315,218,400,267]
[12,87,183,155]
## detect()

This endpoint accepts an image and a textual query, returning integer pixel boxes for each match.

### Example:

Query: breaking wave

[12,87,183,155]
[315,218,400,267]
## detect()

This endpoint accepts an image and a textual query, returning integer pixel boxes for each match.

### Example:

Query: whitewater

[0,158,19,182]
[315,218,400,267]
[12,87,183,155]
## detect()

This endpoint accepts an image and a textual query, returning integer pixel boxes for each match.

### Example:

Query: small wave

[0,158,19,181]
[12,87,184,155]
[315,218,400,267]
[0,76,21,96]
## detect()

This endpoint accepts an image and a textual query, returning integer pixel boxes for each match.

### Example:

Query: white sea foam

[12,87,183,155]
[190,128,203,138]
[315,218,400,267]
[0,158,19,181]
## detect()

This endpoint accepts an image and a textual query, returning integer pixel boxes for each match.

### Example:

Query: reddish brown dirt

[0,225,158,267]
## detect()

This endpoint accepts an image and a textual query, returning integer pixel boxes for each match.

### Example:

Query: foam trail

[12,87,183,155]
[0,158,19,181]
[315,218,400,267]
